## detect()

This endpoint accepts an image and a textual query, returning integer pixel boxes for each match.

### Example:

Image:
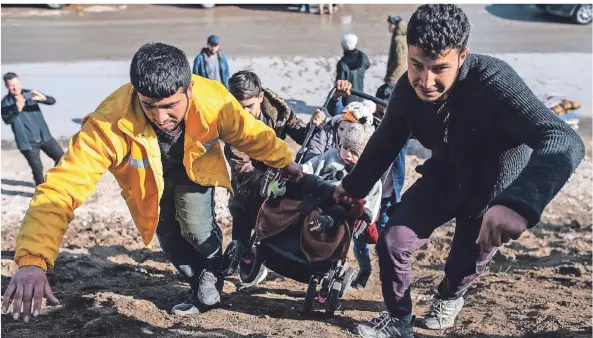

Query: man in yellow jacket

[2,42,302,322]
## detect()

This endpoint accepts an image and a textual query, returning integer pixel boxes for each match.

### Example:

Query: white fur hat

[341,34,358,51]
[340,100,375,126]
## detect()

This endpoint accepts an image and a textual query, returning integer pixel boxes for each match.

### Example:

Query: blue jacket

[1,89,55,150]
[192,48,230,88]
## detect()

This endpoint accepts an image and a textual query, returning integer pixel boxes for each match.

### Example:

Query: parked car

[47,4,67,9]
[536,4,592,25]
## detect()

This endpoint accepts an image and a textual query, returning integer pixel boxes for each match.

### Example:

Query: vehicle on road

[536,4,592,25]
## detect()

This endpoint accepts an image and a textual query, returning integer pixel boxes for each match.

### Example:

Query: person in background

[336,34,371,105]
[385,15,408,84]
[225,70,322,289]
[1,72,64,186]
[193,35,231,88]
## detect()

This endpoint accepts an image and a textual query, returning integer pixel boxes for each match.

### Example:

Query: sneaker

[171,290,205,316]
[351,270,371,290]
[357,312,414,338]
[239,265,268,291]
[197,269,221,306]
[420,296,464,330]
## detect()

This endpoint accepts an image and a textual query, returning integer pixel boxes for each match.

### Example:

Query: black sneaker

[238,265,269,291]
[357,312,414,338]
[351,270,371,290]
[197,269,221,306]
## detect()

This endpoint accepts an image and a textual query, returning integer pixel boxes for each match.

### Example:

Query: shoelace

[370,311,392,328]
[428,299,444,316]
[200,271,218,285]
[369,312,409,335]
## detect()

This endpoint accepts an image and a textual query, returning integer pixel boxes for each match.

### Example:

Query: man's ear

[186,81,194,99]
[459,48,470,66]
[258,91,264,103]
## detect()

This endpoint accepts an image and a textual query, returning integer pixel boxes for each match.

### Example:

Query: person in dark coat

[336,34,371,105]
[1,72,64,186]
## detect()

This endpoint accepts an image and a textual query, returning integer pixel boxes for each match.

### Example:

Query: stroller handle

[349,89,388,107]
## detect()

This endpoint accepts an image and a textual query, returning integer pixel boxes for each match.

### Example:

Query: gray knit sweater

[342,53,585,226]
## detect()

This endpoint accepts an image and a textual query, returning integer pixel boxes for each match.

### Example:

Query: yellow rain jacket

[14,75,293,271]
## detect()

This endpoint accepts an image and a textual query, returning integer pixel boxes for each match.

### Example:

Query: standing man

[193,35,231,88]
[333,5,584,338]
[336,34,371,105]
[2,43,302,323]
[2,73,65,186]
[225,70,323,288]
[384,15,408,84]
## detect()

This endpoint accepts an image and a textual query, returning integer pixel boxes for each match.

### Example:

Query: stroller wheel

[221,240,243,277]
[239,245,263,284]
[302,275,318,313]
[326,282,342,316]
[340,267,356,298]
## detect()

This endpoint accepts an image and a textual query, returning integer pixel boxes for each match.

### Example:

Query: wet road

[1,4,592,63]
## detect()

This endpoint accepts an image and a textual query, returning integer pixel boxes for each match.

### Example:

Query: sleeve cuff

[490,198,541,228]
[16,255,48,271]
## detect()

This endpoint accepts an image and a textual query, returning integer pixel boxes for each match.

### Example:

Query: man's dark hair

[130,42,191,99]
[407,4,470,58]
[3,72,18,83]
[228,70,263,101]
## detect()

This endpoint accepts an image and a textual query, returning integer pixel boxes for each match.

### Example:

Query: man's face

[337,120,352,141]
[5,78,22,96]
[407,45,468,102]
[388,23,396,33]
[138,82,193,132]
[208,43,220,54]
[238,91,264,118]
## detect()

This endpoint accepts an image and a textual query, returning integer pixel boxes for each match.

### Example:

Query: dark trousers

[20,138,65,186]
[377,162,497,317]
[156,174,223,290]
[229,195,264,250]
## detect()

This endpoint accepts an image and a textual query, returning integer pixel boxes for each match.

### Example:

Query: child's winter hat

[340,123,375,157]
[340,100,376,126]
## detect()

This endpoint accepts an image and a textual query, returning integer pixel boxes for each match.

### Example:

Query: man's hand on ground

[279,161,303,181]
[332,80,352,99]
[476,205,528,251]
[2,266,59,323]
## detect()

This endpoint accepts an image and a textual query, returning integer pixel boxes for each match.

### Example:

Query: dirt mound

[1,150,591,337]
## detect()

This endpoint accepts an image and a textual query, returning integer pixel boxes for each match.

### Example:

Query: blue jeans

[353,143,407,273]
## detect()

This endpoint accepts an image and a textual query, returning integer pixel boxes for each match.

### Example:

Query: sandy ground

[1,4,592,337]
[1,138,591,337]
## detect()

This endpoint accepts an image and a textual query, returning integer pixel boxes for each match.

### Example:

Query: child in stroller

[228,123,381,315]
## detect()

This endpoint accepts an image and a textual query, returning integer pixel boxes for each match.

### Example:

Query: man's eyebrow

[410,57,452,67]
[140,100,180,107]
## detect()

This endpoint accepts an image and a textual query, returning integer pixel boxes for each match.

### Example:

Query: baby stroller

[221,86,388,315]
[226,172,370,315]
